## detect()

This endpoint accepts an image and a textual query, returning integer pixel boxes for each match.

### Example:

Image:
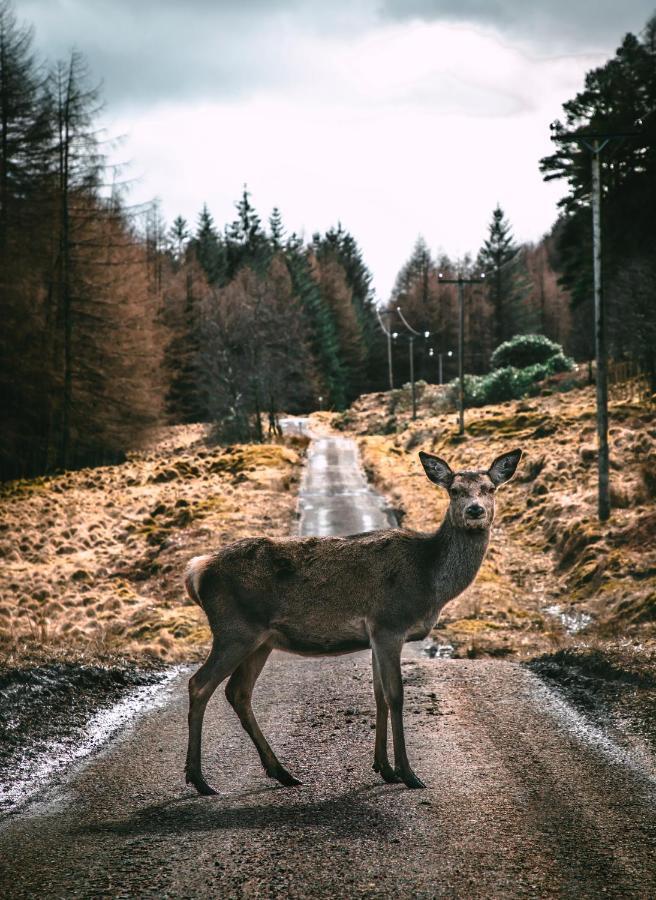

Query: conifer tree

[540,15,656,380]
[168,214,189,263]
[284,235,347,408]
[225,185,269,277]
[269,206,285,249]
[477,205,532,347]
[193,203,225,284]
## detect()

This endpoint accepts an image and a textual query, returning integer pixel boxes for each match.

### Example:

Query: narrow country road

[1,427,656,898]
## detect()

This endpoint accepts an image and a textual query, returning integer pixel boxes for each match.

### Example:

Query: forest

[1,0,655,481]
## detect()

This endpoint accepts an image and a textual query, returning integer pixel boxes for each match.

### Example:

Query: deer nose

[465,503,485,519]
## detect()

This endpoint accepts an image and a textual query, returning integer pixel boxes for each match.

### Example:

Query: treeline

[159,195,385,438]
[0,0,383,478]
[0,1,166,480]
[3,0,655,480]
[382,209,572,386]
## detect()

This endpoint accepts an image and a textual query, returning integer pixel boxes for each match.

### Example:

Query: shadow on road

[81,781,398,839]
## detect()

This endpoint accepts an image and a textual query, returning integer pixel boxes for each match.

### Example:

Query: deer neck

[431,513,490,603]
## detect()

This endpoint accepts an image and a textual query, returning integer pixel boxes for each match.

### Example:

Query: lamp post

[437,271,486,435]
[396,307,430,420]
[429,347,454,385]
[376,307,395,391]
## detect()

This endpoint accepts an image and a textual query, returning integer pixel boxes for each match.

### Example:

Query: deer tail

[184,555,212,608]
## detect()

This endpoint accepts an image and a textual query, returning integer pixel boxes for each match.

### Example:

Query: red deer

[184,448,522,794]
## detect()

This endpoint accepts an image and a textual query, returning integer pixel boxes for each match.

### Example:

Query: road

[1,428,656,898]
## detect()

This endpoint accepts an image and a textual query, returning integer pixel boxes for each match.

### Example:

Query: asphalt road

[297,431,396,537]
[1,428,656,898]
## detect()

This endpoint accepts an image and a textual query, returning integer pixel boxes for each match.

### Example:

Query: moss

[466,412,551,437]
[448,618,504,633]
[0,476,51,500]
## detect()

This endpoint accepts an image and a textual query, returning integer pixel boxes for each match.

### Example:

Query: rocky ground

[322,381,656,661]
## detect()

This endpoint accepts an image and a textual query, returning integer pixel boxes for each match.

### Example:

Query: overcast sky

[15,0,656,299]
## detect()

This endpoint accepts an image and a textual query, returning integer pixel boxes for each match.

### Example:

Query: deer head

[419,448,522,531]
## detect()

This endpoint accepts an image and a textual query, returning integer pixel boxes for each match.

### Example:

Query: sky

[15,0,656,299]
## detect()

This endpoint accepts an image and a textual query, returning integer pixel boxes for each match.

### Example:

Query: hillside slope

[324,384,656,659]
[0,426,304,665]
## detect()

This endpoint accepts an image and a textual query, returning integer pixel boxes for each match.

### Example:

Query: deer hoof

[269,767,302,787]
[397,769,426,789]
[186,770,218,796]
[373,761,401,784]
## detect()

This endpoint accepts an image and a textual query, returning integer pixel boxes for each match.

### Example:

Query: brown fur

[183,447,522,795]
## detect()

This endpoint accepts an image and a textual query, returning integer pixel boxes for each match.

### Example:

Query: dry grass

[0,425,304,664]
[317,385,656,659]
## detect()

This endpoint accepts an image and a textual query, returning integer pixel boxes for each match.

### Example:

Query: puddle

[544,604,593,635]
[423,640,455,659]
[0,666,183,819]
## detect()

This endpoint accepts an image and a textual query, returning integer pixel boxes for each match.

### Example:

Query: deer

[183,447,522,795]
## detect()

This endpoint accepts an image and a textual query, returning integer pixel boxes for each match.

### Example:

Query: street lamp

[428,347,454,385]
[396,307,430,420]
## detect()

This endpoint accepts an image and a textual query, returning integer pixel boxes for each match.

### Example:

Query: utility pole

[437,272,486,434]
[396,306,430,421]
[409,337,416,419]
[376,307,395,391]
[590,140,609,521]
[550,125,640,521]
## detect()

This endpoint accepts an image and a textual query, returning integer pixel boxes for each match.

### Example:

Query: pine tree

[477,205,532,347]
[540,16,656,379]
[0,0,51,252]
[269,206,285,249]
[225,186,269,277]
[284,235,347,408]
[168,214,189,263]
[312,224,379,396]
[312,253,366,400]
[193,203,225,284]
[46,50,104,468]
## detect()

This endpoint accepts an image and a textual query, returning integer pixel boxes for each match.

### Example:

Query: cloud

[18,0,652,110]
[14,0,375,107]
[11,1,634,300]
[379,0,656,49]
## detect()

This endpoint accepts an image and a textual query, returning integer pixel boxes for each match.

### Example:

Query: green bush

[449,352,575,407]
[491,333,564,370]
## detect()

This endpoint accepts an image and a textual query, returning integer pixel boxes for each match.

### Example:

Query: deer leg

[185,633,259,796]
[225,644,301,787]
[372,632,425,789]
[371,652,400,784]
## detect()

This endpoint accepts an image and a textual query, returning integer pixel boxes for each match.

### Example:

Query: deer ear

[489,448,522,486]
[419,451,453,488]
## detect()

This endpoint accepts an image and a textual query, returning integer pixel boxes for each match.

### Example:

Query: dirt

[323,383,656,661]
[1,654,655,898]
[0,660,170,817]
[527,642,656,764]
[0,424,305,664]
[2,408,656,895]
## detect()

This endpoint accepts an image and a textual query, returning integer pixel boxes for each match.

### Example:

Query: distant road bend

[1,421,655,898]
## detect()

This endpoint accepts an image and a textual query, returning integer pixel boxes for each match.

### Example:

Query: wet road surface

[298,433,396,537]
[1,427,656,898]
